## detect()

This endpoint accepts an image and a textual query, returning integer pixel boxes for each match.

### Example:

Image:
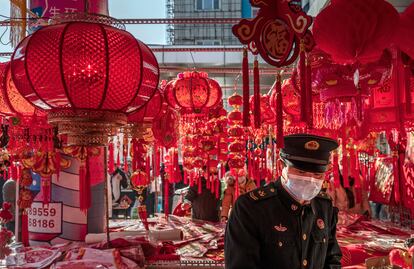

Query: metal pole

[103,146,110,247]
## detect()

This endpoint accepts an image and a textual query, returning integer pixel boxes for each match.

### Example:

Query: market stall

[1,0,414,268]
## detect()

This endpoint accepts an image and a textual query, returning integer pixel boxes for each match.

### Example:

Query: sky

[0,0,167,61]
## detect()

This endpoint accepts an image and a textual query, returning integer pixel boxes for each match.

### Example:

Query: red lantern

[152,108,178,149]
[228,93,243,107]
[11,14,159,145]
[313,0,399,64]
[228,110,242,122]
[164,71,222,114]
[271,78,300,120]
[128,89,165,124]
[250,94,275,124]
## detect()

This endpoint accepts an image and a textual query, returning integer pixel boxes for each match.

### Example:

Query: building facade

[167,0,243,45]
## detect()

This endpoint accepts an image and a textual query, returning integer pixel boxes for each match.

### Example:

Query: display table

[4,213,413,268]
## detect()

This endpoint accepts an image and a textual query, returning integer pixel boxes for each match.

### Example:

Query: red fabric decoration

[10,18,159,133]
[253,58,261,128]
[242,48,250,126]
[232,1,314,67]
[164,71,222,114]
[313,0,399,64]
[21,210,29,246]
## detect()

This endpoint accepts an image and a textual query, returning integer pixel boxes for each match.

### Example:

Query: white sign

[28,202,62,234]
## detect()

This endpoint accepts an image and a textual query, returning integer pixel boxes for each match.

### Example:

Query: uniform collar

[274,178,317,215]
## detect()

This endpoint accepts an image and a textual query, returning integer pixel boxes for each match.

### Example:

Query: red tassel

[189,172,194,187]
[123,137,128,172]
[305,57,313,127]
[333,154,340,188]
[132,139,138,171]
[55,150,61,181]
[197,176,202,194]
[253,57,261,129]
[184,169,188,185]
[21,210,29,246]
[41,177,51,204]
[276,74,284,148]
[242,48,250,127]
[108,142,115,174]
[146,155,151,185]
[299,42,307,122]
[342,153,350,188]
[11,163,17,180]
[350,148,358,186]
[164,179,169,219]
[154,144,160,177]
[392,152,401,203]
[215,178,220,199]
[116,139,121,168]
[79,157,91,212]
[405,66,412,114]
[356,89,363,121]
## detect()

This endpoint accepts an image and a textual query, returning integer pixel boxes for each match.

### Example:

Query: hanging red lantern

[152,107,179,149]
[228,93,243,107]
[128,89,165,124]
[250,94,275,125]
[271,78,300,121]
[164,71,222,114]
[313,0,399,65]
[11,14,159,145]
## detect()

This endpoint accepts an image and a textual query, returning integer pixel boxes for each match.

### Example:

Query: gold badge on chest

[274,224,288,232]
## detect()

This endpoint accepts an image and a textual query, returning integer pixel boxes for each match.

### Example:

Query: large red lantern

[164,71,222,114]
[11,14,159,145]
[313,0,399,65]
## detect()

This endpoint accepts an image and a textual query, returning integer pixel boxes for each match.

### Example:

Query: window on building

[196,40,222,45]
[251,7,259,17]
[196,0,220,11]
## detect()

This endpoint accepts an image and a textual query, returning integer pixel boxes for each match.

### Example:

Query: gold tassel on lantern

[10,0,27,48]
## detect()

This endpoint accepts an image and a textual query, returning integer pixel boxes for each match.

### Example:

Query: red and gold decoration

[227,93,245,200]
[10,13,159,146]
[232,0,314,67]
[164,71,222,114]
[63,146,101,211]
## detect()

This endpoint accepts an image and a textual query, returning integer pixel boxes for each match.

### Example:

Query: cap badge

[274,224,287,232]
[317,219,325,229]
[305,141,320,150]
[291,204,298,211]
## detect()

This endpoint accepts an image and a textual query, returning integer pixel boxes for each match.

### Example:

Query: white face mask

[281,168,323,202]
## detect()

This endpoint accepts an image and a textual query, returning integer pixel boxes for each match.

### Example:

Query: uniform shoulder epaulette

[316,191,332,201]
[247,183,277,201]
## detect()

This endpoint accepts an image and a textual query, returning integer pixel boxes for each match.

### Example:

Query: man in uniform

[225,134,342,269]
